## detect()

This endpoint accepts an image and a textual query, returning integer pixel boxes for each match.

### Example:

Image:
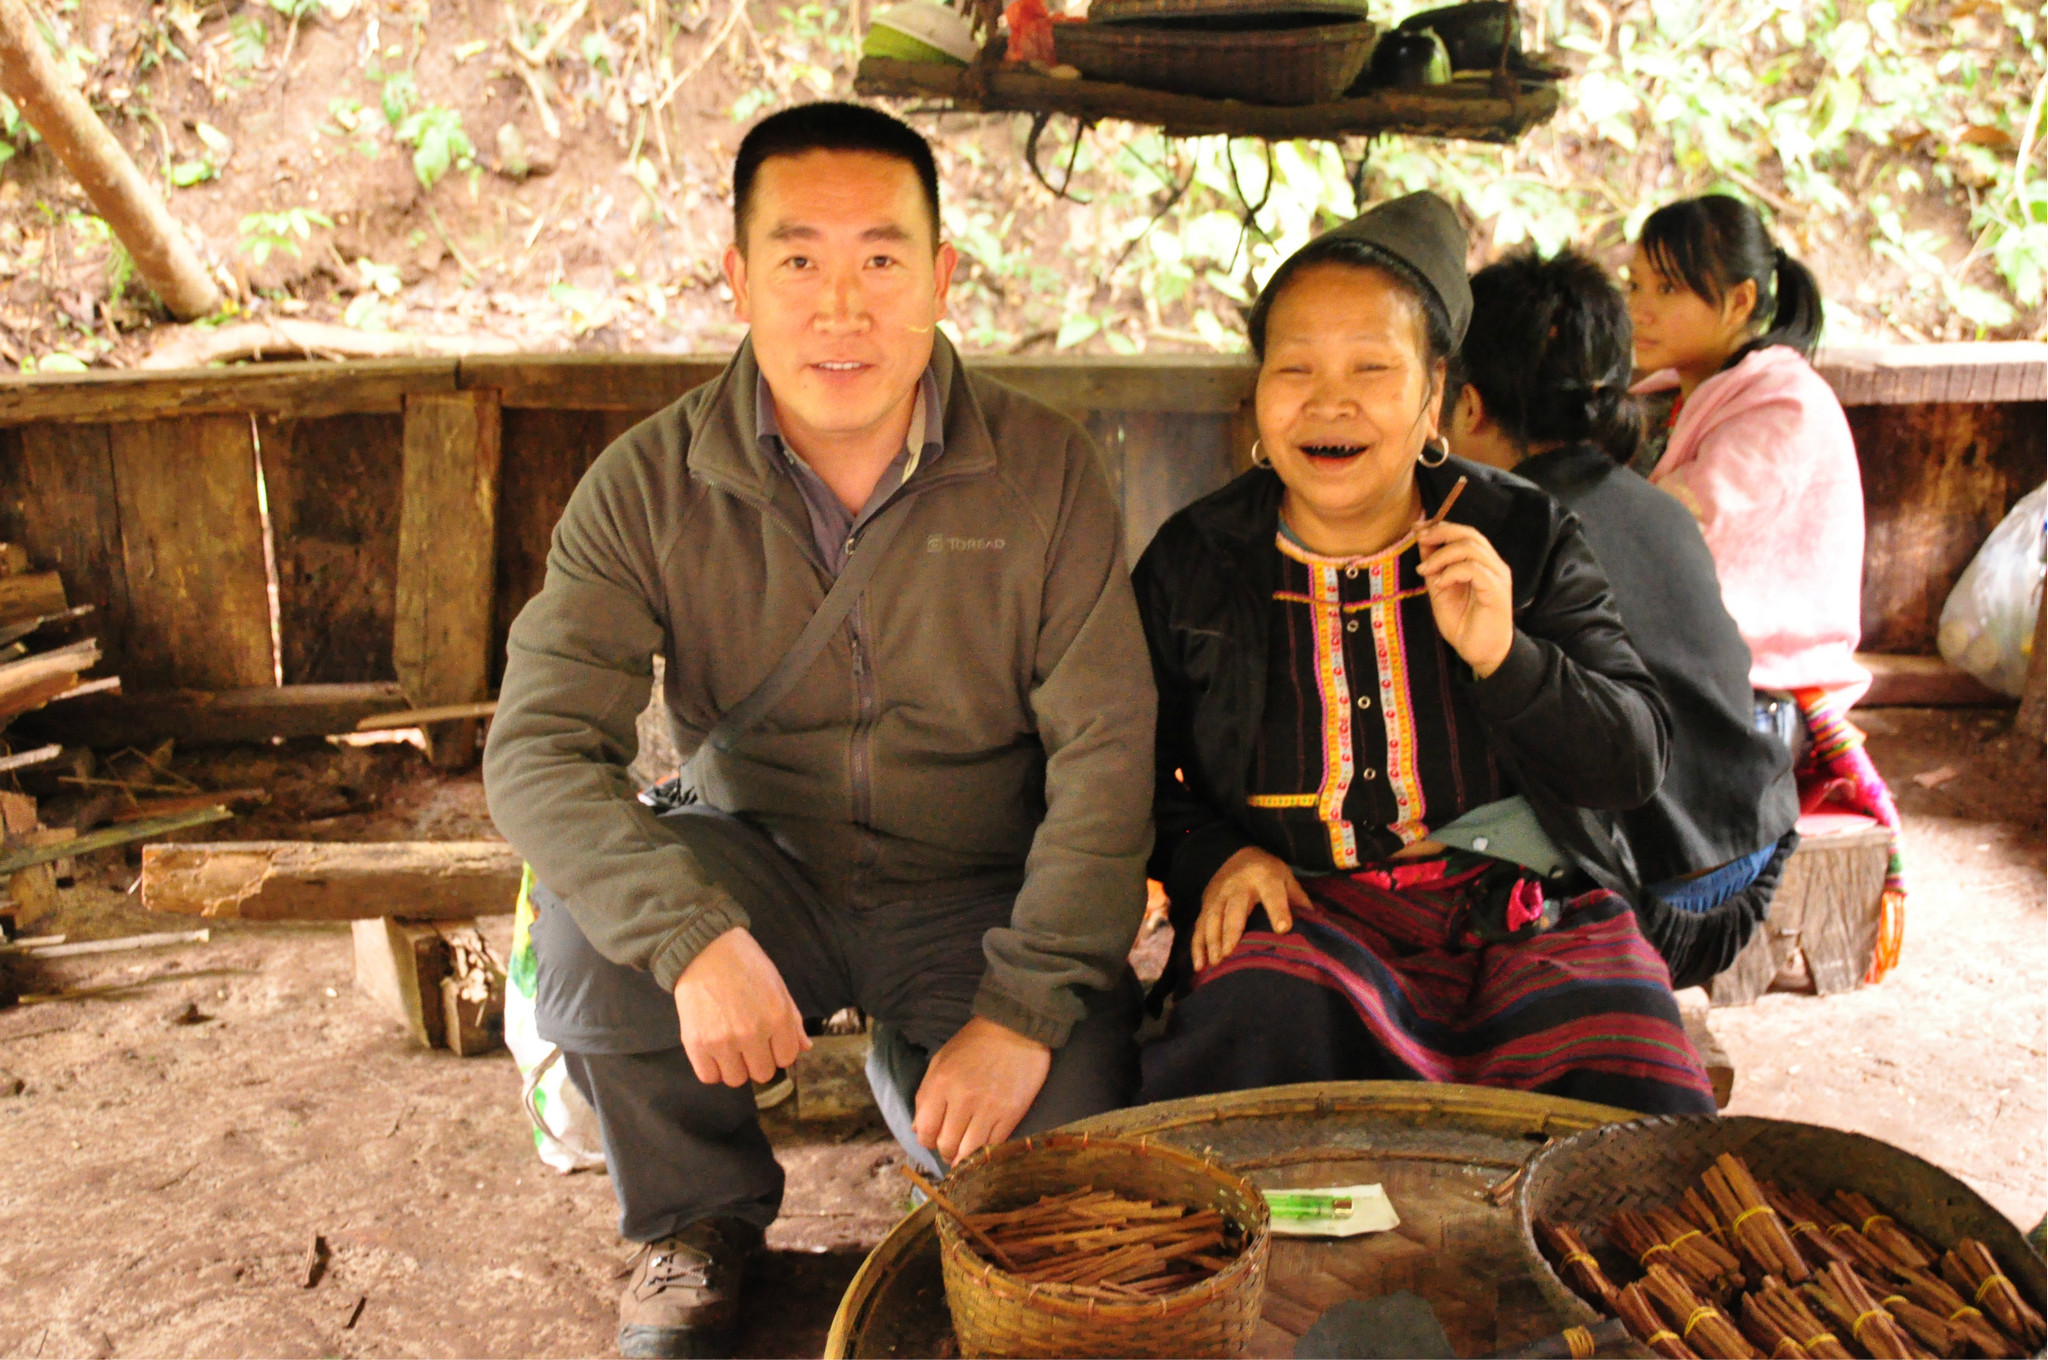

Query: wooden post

[108,415,274,690]
[395,391,502,768]
[351,917,504,1054]
[351,917,450,1048]
[0,0,221,319]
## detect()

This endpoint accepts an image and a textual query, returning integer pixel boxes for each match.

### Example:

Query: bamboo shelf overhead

[853,56,1561,142]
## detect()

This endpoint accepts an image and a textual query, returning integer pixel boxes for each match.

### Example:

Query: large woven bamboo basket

[1513,1114,2047,1329]
[933,1132,1271,1359]
[1051,19,1376,106]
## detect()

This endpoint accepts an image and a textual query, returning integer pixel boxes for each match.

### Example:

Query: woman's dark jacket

[1133,457,1672,922]
[1516,442,1800,986]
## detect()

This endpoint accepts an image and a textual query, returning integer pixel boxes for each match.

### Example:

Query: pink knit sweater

[1636,345,1871,705]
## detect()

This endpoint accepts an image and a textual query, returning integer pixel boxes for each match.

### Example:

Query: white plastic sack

[1939,484,2047,698]
[507,865,608,1174]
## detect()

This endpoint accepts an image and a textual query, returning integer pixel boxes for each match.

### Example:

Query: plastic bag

[1938,483,2048,697]
[506,865,607,1174]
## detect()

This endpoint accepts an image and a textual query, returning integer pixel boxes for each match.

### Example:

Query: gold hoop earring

[1419,437,1450,468]
[1250,439,1271,469]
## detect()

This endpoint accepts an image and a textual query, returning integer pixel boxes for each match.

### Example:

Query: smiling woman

[1132,191,1718,1117]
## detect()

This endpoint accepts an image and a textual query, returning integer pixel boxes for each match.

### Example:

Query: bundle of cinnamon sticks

[1537,1154,2042,1360]
[913,1172,1243,1301]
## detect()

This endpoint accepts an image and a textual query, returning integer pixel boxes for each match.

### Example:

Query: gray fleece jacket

[482,336,1155,1046]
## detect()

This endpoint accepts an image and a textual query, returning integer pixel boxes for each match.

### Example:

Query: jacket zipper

[843,497,916,887]
[849,597,878,835]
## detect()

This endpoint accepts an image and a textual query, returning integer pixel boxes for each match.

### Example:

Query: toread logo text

[926,534,1007,553]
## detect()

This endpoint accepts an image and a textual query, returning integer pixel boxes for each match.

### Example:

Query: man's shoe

[617,1218,764,1359]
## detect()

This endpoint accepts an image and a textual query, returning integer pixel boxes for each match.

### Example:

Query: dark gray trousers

[531,805,1140,1242]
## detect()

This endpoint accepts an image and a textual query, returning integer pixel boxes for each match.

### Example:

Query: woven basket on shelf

[1051,18,1376,106]
[933,1132,1271,1360]
[1513,1114,2048,1329]
[1089,0,1371,26]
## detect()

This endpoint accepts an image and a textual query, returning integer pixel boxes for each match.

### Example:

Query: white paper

[1265,1183,1402,1238]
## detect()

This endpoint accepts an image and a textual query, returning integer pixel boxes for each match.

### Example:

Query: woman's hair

[1460,248,1643,465]
[1246,238,1456,368]
[1637,194,1824,360]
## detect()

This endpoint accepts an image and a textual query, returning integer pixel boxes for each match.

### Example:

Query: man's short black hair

[732,102,941,249]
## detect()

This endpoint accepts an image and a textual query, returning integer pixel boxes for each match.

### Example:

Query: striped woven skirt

[1138,858,1717,1115]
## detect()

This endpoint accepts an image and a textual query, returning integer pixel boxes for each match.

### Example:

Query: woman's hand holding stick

[1416,483,1515,680]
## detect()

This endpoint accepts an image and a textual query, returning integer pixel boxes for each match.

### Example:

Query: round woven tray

[830,1081,1638,1359]
[934,1132,1271,1359]
[1051,18,1376,106]
[1513,1114,2048,1329]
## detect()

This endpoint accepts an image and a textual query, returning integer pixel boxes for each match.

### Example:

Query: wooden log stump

[141,840,522,920]
[1710,827,1892,1007]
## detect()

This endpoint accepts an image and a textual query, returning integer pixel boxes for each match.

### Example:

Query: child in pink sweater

[1626,195,1902,981]
[1625,195,1869,706]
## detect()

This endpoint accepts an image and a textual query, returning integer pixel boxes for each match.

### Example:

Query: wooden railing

[0,343,2040,752]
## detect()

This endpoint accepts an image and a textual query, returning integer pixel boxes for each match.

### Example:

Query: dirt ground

[1712,707,2047,1228]
[0,706,2040,1359]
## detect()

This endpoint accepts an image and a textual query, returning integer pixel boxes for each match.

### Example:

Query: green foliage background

[907,0,2046,352]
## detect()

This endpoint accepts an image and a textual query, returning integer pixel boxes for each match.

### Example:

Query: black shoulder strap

[702,504,911,754]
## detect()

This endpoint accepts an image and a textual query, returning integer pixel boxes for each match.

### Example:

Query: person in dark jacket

[1133,192,1716,1116]
[1446,247,1801,990]
[486,105,1153,1358]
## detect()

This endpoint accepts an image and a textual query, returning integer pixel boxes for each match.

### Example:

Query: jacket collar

[687,333,995,504]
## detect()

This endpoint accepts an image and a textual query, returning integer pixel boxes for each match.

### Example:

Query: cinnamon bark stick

[1942,1240,2045,1350]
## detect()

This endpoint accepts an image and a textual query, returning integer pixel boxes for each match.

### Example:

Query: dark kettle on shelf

[1366,28,1451,88]
[1398,0,1515,70]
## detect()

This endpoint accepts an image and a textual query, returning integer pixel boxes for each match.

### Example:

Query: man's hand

[672,927,810,1087]
[1194,845,1310,971]
[912,1017,1051,1164]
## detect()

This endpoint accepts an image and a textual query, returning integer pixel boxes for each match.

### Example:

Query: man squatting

[483,104,1157,1358]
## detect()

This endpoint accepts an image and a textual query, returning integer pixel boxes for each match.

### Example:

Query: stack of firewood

[0,542,113,729]
[0,740,254,930]
[0,540,256,929]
